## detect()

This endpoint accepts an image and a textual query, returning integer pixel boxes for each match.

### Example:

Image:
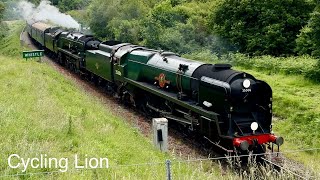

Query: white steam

[18,0,80,29]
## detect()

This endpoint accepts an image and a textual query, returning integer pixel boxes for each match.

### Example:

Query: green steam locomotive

[26,21,283,155]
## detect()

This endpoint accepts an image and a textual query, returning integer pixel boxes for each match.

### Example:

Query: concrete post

[152,118,168,152]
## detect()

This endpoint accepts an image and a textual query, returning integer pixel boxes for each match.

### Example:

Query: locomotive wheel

[135,96,148,115]
[58,52,63,64]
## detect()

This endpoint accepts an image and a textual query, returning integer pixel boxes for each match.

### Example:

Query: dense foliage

[87,0,234,54]
[2,0,319,57]
[86,0,320,57]
[0,2,8,40]
[209,0,314,56]
[0,2,4,20]
[296,5,320,58]
[11,0,89,12]
[57,0,91,12]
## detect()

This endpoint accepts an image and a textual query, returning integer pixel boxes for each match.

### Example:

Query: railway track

[260,154,314,180]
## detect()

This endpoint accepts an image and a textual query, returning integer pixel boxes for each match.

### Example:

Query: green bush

[88,0,149,40]
[305,63,320,82]
[57,0,91,12]
[296,6,320,58]
[108,19,142,44]
[87,0,232,54]
[67,10,89,27]
[209,0,314,56]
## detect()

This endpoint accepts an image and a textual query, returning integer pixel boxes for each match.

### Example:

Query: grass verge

[0,20,28,56]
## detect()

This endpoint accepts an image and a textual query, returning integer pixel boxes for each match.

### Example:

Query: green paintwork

[86,50,113,81]
[31,28,48,47]
[123,77,218,120]
[44,33,55,52]
[126,50,155,81]
[58,37,85,57]
[124,50,203,96]
[142,64,192,91]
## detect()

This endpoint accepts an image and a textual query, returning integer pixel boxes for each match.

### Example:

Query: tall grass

[184,51,320,82]
[0,20,27,56]
[224,53,320,82]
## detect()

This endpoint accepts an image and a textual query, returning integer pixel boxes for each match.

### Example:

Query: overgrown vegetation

[0,21,26,56]
[87,0,233,54]
[85,0,320,57]
[296,3,320,57]
[57,0,91,12]
[0,2,8,41]
[223,53,320,82]
[3,0,320,58]
[210,0,314,56]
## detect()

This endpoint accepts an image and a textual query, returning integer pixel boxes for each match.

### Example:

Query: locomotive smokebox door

[152,118,168,152]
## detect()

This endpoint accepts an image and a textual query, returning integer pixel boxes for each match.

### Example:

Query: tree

[57,0,91,12]
[296,5,320,57]
[209,0,314,56]
[88,0,149,40]
[87,0,229,54]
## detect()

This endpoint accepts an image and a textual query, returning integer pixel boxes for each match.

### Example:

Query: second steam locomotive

[26,21,283,156]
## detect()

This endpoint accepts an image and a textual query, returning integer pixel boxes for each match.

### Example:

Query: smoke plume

[18,0,80,29]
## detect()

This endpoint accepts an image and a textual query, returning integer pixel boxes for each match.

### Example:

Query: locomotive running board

[124,78,219,121]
